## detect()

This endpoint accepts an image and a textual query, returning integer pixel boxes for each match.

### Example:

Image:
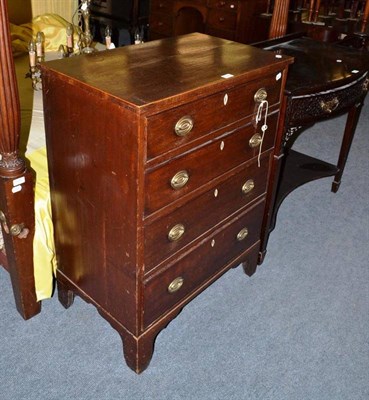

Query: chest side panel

[42,73,143,333]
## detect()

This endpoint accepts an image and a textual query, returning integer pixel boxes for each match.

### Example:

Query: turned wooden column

[0,0,25,176]
[312,0,322,22]
[307,0,316,21]
[0,0,40,319]
[361,0,369,32]
[269,0,291,39]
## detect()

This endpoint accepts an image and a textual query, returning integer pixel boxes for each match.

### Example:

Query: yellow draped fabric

[9,23,33,54]
[27,147,56,301]
[10,13,79,55]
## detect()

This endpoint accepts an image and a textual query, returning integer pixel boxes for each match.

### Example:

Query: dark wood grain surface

[264,37,369,96]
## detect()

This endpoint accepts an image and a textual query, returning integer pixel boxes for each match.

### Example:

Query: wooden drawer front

[145,112,278,214]
[150,0,173,14]
[144,153,270,272]
[143,201,265,328]
[146,76,281,160]
[208,0,238,12]
[207,9,237,30]
[149,13,173,36]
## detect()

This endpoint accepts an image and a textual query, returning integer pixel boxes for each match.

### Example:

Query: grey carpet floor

[1,100,368,399]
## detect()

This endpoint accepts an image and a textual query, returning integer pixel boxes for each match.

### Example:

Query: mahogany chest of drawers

[41,33,292,373]
[149,0,269,44]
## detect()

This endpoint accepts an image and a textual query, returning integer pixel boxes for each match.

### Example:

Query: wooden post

[361,0,369,32]
[269,0,291,39]
[313,0,322,22]
[0,0,40,319]
[307,0,316,21]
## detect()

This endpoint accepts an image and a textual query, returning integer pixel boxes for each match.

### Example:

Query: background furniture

[256,0,369,261]
[291,0,369,29]
[88,0,149,45]
[257,1,369,45]
[289,0,369,44]
[149,0,270,43]
[41,32,291,373]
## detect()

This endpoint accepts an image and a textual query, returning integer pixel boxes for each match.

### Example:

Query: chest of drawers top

[42,33,290,113]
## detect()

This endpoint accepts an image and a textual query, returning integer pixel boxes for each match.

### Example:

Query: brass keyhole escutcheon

[242,179,255,194]
[237,228,249,241]
[249,133,262,148]
[171,170,189,190]
[174,116,194,137]
[168,277,184,294]
[168,224,185,242]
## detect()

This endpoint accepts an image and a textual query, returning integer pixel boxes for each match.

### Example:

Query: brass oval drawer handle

[237,228,249,241]
[242,179,255,194]
[174,116,194,137]
[254,88,267,103]
[168,223,185,241]
[249,133,262,148]
[168,276,184,294]
[320,97,339,114]
[171,170,189,190]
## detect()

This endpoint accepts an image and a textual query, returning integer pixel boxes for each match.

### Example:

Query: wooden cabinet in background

[149,0,269,43]
[41,33,292,373]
